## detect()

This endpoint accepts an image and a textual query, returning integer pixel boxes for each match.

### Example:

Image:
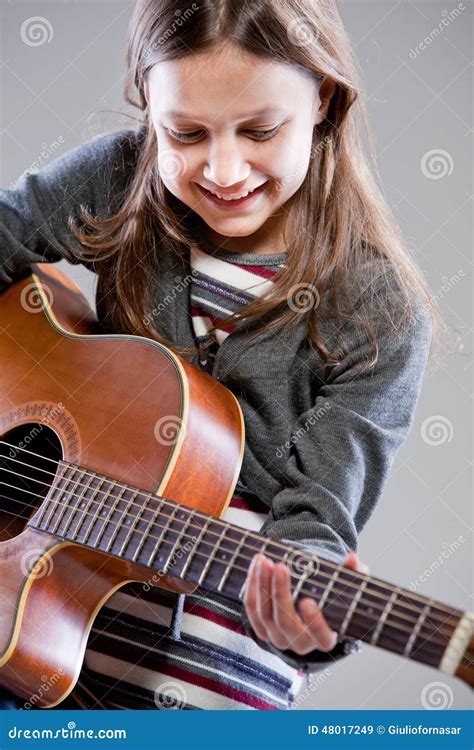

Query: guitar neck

[28,461,473,685]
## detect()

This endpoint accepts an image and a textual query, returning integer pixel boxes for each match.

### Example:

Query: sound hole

[0,424,62,541]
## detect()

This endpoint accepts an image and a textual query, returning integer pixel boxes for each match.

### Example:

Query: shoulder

[319,255,433,369]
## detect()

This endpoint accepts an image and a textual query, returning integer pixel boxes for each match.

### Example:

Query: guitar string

[0,441,460,620]
[0,470,459,645]
[0,488,455,656]
[0,445,461,623]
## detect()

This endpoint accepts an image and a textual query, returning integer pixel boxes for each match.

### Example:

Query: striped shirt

[62,243,308,710]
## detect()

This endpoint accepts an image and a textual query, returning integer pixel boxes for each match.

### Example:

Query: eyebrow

[161,106,288,124]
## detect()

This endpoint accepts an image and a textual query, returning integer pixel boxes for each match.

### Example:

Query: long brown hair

[70,0,446,368]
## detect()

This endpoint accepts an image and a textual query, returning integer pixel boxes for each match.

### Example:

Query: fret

[94,482,128,549]
[403,601,432,659]
[219,529,250,594]
[105,487,139,554]
[291,564,314,604]
[132,496,167,563]
[196,522,228,586]
[339,577,369,638]
[32,462,69,528]
[161,507,197,575]
[180,516,212,579]
[71,477,107,542]
[147,504,180,568]
[41,464,76,531]
[49,467,83,535]
[370,587,399,646]
[318,566,340,610]
[118,491,147,558]
[79,478,114,546]
[61,471,97,538]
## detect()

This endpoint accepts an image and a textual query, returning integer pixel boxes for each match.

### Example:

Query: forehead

[147,44,317,123]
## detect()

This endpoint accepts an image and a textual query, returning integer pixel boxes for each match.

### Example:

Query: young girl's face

[145,42,331,253]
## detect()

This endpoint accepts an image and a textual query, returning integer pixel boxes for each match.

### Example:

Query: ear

[313,76,337,126]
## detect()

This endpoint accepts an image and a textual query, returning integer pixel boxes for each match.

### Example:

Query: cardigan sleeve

[0,128,140,289]
[239,277,433,672]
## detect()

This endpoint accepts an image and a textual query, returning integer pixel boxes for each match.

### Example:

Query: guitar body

[0,264,245,706]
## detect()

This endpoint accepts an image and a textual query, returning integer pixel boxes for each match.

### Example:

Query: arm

[241,275,433,672]
[0,128,141,289]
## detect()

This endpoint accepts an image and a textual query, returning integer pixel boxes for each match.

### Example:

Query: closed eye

[165,126,281,143]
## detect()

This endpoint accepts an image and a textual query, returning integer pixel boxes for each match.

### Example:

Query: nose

[202,134,250,188]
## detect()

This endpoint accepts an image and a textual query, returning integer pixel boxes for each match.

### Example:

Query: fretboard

[28,461,462,671]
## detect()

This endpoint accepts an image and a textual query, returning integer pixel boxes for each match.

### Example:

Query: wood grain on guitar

[0,264,472,707]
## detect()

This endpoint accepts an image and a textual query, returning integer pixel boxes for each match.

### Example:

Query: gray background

[1,0,472,710]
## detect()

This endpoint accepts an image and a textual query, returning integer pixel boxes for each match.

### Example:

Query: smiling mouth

[196,181,269,207]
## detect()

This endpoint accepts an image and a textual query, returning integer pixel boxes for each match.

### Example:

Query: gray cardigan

[0,127,432,675]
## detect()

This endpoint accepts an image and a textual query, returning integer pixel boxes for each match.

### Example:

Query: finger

[256,554,275,624]
[243,554,269,641]
[344,551,370,574]
[270,565,332,654]
[298,598,338,651]
[266,563,306,650]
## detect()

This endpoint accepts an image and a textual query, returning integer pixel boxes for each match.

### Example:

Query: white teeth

[213,189,251,200]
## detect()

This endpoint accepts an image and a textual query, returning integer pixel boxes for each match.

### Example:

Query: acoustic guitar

[0,264,472,707]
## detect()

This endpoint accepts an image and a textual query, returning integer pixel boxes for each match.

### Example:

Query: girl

[0,0,437,710]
